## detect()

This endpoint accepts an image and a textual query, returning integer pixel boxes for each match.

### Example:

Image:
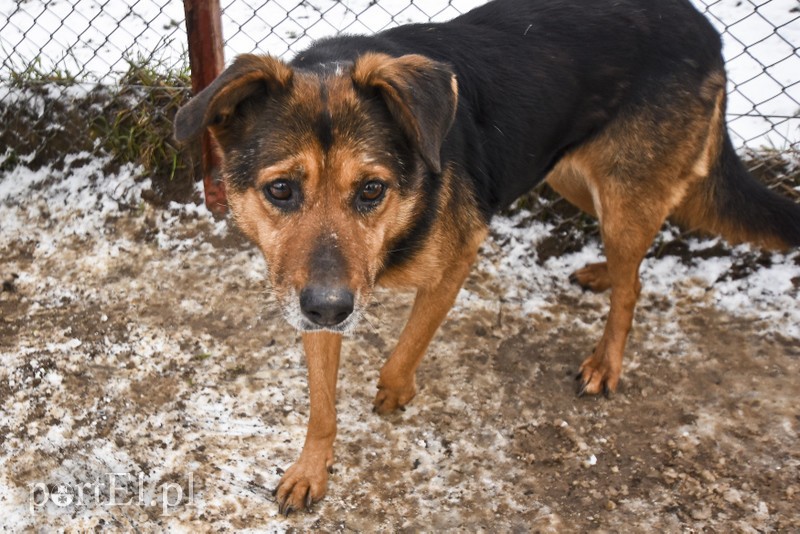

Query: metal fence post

[183,0,227,214]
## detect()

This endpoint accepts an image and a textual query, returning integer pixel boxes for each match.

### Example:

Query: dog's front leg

[275,331,341,514]
[373,258,475,415]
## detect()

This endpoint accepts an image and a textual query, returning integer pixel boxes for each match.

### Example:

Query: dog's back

[294,0,722,212]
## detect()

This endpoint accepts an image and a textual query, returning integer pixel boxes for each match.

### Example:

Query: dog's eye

[267,180,292,201]
[263,179,300,210]
[357,181,386,209]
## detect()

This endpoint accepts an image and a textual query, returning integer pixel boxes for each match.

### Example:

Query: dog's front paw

[576,349,620,398]
[274,456,331,516]
[373,377,416,415]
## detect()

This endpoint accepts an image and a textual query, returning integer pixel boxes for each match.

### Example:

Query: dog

[174,0,800,514]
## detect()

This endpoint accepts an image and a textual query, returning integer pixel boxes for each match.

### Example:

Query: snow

[6,152,796,530]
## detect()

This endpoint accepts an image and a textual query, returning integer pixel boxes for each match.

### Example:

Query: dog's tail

[676,133,800,250]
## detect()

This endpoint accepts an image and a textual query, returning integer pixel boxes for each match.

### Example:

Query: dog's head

[174,53,457,332]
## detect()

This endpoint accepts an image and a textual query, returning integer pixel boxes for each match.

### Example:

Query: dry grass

[1,55,199,204]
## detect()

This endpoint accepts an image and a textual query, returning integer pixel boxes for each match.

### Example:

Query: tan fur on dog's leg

[275,332,341,515]
[576,192,663,397]
[576,251,643,396]
[373,256,476,415]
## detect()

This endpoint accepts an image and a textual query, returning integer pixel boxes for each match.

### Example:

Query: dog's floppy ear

[174,54,293,143]
[352,53,458,174]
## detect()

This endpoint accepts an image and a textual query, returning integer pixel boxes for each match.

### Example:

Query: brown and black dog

[175,0,800,514]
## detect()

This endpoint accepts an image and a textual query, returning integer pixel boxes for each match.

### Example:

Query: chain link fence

[1,0,798,185]
[0,0,192,198]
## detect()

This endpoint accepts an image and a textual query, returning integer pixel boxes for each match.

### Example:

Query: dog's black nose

[299,286,355,327]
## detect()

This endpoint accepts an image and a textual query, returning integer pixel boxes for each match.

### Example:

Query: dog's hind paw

[569,262,611,293]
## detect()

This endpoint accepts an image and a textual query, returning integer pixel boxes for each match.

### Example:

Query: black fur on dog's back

[293,0,722,214]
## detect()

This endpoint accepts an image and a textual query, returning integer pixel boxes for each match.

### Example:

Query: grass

[1,49,199,203]
[95,54,194,183]
[5,54,81,88]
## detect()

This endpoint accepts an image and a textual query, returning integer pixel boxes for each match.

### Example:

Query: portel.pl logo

[30,472,194,514]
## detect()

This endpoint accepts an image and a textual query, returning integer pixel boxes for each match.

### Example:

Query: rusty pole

[183,0,227,214]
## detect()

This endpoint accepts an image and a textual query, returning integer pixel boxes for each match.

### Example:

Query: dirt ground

[1,179,799,531]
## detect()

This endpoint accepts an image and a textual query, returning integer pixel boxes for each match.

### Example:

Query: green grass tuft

[96,53,193,184]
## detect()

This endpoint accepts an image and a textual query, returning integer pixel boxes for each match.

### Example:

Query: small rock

[605,500,617,511]
[724,488,743,506]
[691,506,711,520]
[754,501,769,521]
[662,468,679,483]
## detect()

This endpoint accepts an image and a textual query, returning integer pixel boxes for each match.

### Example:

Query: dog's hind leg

[575,190,666,396]
[545,156,612,293]
[570,262,611,293]
[554,72,727,395]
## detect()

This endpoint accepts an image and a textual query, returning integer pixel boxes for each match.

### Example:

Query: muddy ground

[1,171,799,532]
